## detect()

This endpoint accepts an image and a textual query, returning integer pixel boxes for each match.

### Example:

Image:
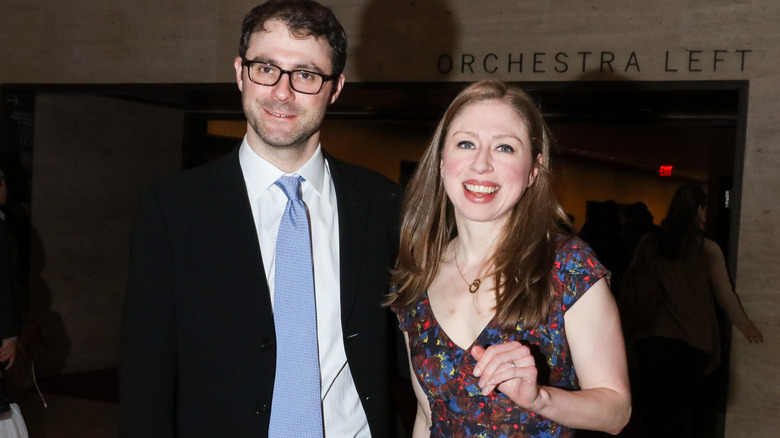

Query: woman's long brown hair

[656,183,707,260]
[386,79,571,329]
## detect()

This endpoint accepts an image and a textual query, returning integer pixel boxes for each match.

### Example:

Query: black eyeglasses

[241,59,338,95]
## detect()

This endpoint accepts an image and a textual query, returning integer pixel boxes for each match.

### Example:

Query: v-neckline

[423,291,498,352]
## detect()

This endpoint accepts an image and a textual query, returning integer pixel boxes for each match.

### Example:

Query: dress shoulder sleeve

[390,290,429,333]
[391,304,413,332]
[554,237,611,309]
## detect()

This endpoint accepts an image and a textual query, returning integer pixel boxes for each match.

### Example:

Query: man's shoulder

[131,149,245,222]
[325,154,398,195]
[147,149,240,197]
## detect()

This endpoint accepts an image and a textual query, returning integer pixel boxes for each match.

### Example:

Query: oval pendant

[469,279,480,294]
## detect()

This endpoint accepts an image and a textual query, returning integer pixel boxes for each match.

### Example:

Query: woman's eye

[457,141,475,149]
[496,144,515,153]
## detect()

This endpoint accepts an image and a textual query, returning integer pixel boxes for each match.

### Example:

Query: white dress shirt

[238,138,370,437]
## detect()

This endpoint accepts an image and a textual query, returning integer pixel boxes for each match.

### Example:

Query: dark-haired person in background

[629,183,763,438]
[1,167,26,415]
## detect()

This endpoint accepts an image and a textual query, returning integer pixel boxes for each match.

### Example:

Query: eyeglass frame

[241,59,339,95]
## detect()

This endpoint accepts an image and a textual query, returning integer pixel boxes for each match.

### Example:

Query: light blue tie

[268,175,323,437]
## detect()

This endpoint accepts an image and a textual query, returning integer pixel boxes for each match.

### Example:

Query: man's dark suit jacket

[119,146,400,437]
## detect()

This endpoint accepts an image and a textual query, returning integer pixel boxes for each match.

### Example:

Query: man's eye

[295,71,316,82]
[257,65,276,75]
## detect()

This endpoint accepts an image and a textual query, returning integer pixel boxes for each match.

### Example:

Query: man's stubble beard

[243,94,326,152]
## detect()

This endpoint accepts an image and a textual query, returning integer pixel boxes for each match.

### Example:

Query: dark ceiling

[328,81,744,181]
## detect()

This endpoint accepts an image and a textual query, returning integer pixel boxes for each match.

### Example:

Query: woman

[388,80,631,437]
[629,183,763,437]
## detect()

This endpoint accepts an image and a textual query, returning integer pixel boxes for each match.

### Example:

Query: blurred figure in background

[628,183,763,438]
[616,201,657,295]
[0,166,31,437]
[578,200,626,289]
[1,166,24,376]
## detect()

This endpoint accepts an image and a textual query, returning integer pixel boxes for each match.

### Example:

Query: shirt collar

[239,136,326,198]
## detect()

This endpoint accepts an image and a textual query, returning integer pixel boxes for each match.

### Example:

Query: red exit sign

[659,165,673,176]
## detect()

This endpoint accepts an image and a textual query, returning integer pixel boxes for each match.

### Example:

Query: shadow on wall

[1,156,68,400]
[2,214,70,419]
[353,0,458,81]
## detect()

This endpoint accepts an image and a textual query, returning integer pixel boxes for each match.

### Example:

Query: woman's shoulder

[555,235,595,258]
[391,292,428,332]
[551,235,610,308]
[702,237,720,250]
[553,235,610,281]
[701,237,726,262]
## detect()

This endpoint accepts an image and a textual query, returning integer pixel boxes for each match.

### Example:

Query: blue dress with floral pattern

[394,238,609,437]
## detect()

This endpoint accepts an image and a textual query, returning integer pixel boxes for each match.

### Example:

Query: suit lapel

[210,147,273,315]
[327,156,368,327]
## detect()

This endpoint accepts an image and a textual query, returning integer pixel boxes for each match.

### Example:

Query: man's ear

[234,57,245,92]
[329,74,346,105]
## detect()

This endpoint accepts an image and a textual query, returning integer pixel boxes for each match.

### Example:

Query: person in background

[614,201,657,295]
[578,200,626,288]
[0,167,23,374]
[119,1,400,436]
[387,80,630,437]
[1,167,25,418]
[620,201,656,268]
[629,183,763,438]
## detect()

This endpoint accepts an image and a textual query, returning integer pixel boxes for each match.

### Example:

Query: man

[119,1,399,437]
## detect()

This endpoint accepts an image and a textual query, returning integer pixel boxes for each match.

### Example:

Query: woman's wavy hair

[657,183,707,260]
[387,79,571,329]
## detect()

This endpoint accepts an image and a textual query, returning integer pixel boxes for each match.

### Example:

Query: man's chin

[267,139,307,150]
[255,127,316,151]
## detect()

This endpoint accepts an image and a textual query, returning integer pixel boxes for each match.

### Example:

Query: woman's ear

[528,153,543,186]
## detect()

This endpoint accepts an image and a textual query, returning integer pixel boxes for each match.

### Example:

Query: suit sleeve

[119,187,177,437]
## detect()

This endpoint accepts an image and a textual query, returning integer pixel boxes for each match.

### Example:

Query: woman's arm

[705,239,763,343]
[403,332,433,438]
[472,278,631,434]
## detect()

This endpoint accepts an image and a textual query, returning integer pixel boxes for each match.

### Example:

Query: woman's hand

[471,341,544,411]
[738,320,764,343]
[470,278,631,434]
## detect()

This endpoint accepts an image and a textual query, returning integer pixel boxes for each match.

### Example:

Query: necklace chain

[454,251,487,294]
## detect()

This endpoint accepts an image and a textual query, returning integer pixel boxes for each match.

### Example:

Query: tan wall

[30,94,183,373]
[2,1,778,436]
[0,1,768,84]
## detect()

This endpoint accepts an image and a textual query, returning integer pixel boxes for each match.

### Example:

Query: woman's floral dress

[394,238,609,437]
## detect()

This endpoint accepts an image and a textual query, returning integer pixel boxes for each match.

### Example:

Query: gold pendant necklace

[455,251,487,294]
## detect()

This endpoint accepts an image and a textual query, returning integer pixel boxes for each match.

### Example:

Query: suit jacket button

[260,338,274,351]
[255,403,269,415]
